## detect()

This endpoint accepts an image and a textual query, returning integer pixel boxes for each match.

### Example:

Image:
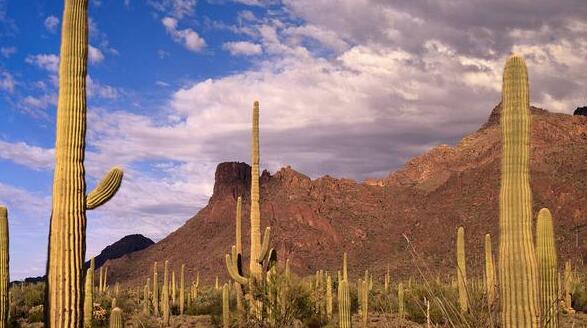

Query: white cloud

[44,15,59,33]
[223,41,262,56]
[88,45,105,64]
[87,75,119,99]
[0,46,15,58]
[0,71,14,93]
[25,54,59,73]
[162,17,206,52]
[0,140,54,170]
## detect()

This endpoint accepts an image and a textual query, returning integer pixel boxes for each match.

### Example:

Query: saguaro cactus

[222,283,230,328]
[172,271,176,305]
[179,264,185,315]
[0,207,9,328]
[563,261,575,312]
[225,101,277,319]
[398,282,405,319]
[337,278,351,328]
[485,234,496,307]
[83,257,95,328]
[99,267,103,294]
[498,54,539,327]
[143,282,150,315]
[153,262,159,316]
[536,208,559,327]
[456,226,469,312]
[108,307,122,328]
[46,1,124,326]
[326,274,333,320]
[162,260,170,326]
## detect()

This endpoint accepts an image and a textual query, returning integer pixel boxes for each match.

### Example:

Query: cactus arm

[257,227,271,263]
[262,248,277,272]
[86,167,123,210]
[226,246,249,285]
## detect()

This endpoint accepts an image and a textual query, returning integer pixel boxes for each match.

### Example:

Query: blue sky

[0,0,586,279]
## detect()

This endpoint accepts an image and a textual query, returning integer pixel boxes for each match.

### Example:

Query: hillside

[106,104,587,286]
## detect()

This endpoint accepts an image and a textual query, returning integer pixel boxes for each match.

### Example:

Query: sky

[0,0,585,279]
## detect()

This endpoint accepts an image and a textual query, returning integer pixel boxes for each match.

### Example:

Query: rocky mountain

[106,104,587,287]
[87,234,154,269]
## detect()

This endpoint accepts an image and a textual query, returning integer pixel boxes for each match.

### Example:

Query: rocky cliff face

[106,105,587,286]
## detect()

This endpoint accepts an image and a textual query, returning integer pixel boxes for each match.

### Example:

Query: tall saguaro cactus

[83,258,95,328]
[46,1,123,326]
[498,54,539,327]
[0,207,9,328]
[153,262,159,317]
[536,208,559,327]
[225,101,276,319]
[456,226,469,313]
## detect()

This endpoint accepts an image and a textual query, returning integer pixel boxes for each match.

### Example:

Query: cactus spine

[498,54,539,327]
[222,283,230,328]
[485,234,496,308]
[47,0,124,325]
[162,260,170,326]
[108,307,122,328]
[456,226,469,312]
[536,208,559,327]
[153,262,159,316]
[83,257,95,328]
[179,264,185,315]
[0,207,8,328]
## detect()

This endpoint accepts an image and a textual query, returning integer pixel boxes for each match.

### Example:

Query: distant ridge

[106,104,587,286]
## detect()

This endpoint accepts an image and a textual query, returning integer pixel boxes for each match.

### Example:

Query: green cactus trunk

[83,257,94,328]
[563,261,574,312]
[103,267,108,293]
[46,1,89,324]
[172,271,176,305]
[98,267,103,294]
[143,281,150,315]
[359,278,368,327]
[536,208,559,327]
[456,226,469,312]
[485,234,496,308]
[153,262,159,317]
[223,283,230,328]
[162,260,170,326]
[234,281,244,328]
[337,279,351,328]
[250,101,262,279]
[0,207,9,328]
[326,274,333,320]
[499,54,539,327]
[47,1,123,325]
[108,307,122,328]
[179,264,185,315]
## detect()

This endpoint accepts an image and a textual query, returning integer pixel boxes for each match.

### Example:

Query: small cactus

[398,282,405,319]
[162,260,170,326]
[153,262,159,316]
[337,279,351,328]
[109,307,123,328]
[222,283,230,328]
[484,234,496,308]
[83,257,95,328]
[536,208,559,327]
[180,264,185,315]
[456,226,469,312]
